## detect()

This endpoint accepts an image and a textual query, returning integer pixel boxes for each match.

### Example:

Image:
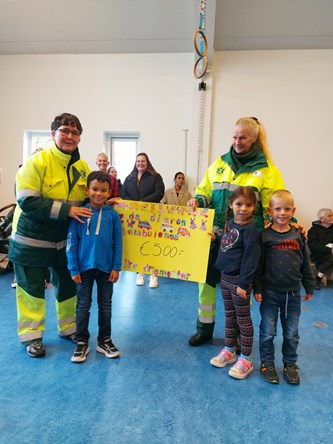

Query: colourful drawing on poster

[114,201,215,283]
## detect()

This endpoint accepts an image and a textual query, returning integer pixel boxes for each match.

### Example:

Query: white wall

[0,53,193,206]
[1,50,332,229]
[209,50,333,228]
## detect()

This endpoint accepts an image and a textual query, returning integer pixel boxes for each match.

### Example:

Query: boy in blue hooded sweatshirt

[66,171,122,363]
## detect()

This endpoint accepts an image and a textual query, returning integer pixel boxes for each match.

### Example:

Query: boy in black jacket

[254,190,314,385]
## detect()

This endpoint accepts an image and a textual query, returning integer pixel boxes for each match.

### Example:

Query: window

[23,130,53,161]
[104,132,140,182]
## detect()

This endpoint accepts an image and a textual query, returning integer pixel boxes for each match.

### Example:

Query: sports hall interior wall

[0,49,331,228]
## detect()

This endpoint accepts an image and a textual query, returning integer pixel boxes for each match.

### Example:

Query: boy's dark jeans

[75,269,114,344]
[259,289,301,364]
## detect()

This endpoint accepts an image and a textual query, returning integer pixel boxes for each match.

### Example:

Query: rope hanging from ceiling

[193,0,208,80]
[193,0,208,184]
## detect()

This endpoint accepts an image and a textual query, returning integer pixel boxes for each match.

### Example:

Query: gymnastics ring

[193,28,208,57]
[193,56,208,79]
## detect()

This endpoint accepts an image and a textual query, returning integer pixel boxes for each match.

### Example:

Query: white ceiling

[0,0,333,55]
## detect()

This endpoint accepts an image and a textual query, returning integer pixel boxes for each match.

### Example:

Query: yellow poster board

[114,201,215,283]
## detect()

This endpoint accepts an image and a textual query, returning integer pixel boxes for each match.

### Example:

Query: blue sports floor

[0,270,332,444]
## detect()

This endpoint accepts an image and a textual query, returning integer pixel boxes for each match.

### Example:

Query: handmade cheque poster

[114,201,215,283]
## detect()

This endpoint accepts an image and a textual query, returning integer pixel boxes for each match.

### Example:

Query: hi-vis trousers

[14,260,76,344]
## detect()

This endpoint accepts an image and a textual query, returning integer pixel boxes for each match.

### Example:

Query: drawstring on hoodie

[284,291,295,319]
[86,207,103,235]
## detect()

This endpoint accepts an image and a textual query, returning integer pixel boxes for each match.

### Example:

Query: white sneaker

[149,275,158,288]
[136,273,145,286]
[210,348,237,368]
[229,357,253,380]
[71,342,89,363]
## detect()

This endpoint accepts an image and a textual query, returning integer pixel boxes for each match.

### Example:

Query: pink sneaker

[229,357,253,379]
[210,348,237,368]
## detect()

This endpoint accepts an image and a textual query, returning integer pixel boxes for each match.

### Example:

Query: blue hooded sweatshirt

[66,204,122,276]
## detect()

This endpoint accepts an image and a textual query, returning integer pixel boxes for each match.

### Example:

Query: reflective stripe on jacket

[195,151,285,234]
[9,142,90,266]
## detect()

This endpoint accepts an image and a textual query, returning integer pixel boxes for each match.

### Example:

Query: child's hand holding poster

[114,201,215,283]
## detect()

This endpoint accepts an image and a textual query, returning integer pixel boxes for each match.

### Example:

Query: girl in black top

[210,186,261,380]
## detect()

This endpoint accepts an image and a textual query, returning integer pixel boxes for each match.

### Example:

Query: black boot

[315,275,322,290]
[188,320,214,346]
[188,333,212,346]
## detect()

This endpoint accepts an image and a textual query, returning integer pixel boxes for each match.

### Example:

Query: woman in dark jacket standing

[120,152,165,288]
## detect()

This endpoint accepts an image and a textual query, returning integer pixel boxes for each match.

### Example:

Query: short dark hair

[174,171,185,180]
[51,113,83,134]
[87,171,111,189]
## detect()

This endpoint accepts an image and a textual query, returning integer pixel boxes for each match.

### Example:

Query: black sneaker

[71,342,89,363]
[26,340,45,358]
[283,363,300,384]
[260,361,279,384]
[96,339,120,358]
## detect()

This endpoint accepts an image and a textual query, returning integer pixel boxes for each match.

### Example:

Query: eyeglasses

[57,128,81,137]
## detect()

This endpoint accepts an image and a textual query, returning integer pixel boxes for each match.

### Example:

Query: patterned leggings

[221,273,253,357]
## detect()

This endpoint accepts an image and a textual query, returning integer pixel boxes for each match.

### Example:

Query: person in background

[96,152,109,174]
[210,187,261,379]
[120,152,165,288]
[66,171,122,363]
[108,166,122,191]
[9,113,92,358]
[308,208,333,290]
[187,116,285,347]
[161,172,192,206]
[254,190,314,385]
[95,154,119,204]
